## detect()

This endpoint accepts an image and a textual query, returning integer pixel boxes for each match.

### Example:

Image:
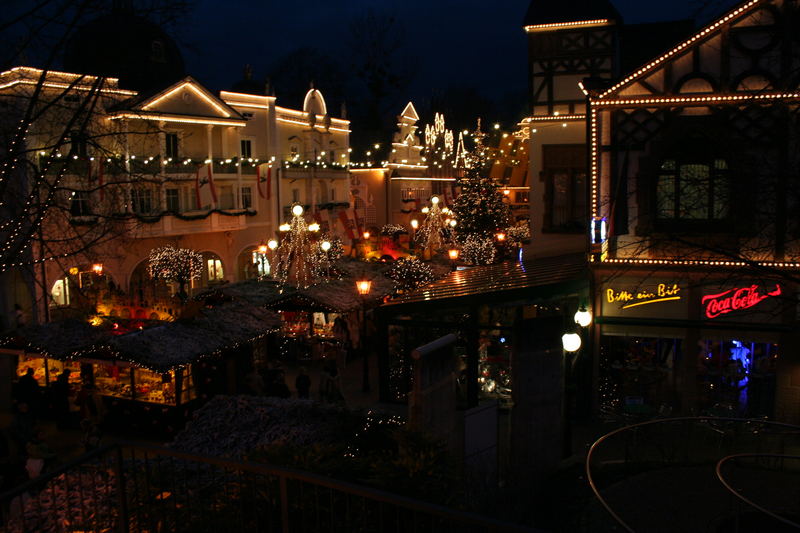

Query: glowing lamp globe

[321,241,331,252]
[495,232,507,242]
[279,223,291,232]
[503,189,511,196]
[92,263,104,275]
[574,308,592,327]
[410,219,419,229]
[257,244,268,254]
[268,239,278,250]
[363,231,370,239]
[292,204,304,216]
[449,220,457,227]
[421,207,430,214]
[431,196,440,205]
[448,249,460,260]
[308,223,320,232]
[562,333,582,352]
[356,279,372,295]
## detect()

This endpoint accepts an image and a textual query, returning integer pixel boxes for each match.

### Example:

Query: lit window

[206,259,224,282]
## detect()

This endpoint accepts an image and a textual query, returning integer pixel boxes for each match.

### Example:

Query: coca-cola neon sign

[702,284,781,319]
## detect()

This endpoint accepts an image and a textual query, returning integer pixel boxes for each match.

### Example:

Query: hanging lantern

[355,279,372,296]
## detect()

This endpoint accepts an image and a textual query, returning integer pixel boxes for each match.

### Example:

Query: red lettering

[702,284,781,319]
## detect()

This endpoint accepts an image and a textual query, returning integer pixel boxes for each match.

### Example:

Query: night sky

[179,0,740,114]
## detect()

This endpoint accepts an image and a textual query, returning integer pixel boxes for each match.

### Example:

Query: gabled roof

[112,76,243,120]
[523,0,622,27]
[597,0,762,99]
[399,102,419,122]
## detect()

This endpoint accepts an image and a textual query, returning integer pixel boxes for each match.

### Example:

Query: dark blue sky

[180,0,739,117]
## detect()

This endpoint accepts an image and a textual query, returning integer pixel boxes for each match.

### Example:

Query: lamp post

[410,219,418,253]
[448,248,460,271]
[355,278,372,393]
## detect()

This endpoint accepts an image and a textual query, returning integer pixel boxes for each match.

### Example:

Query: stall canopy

[4,300,281,371]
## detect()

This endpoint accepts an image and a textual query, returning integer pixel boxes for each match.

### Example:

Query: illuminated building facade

[587,0,800,421]
[520,0,800,421]
[0,67,350,325]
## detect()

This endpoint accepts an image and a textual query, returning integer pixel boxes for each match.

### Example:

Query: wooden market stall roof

[382,254,588,311]
[2,300,281,371]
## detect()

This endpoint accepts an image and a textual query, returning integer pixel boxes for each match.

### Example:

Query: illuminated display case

[93,363,132,399]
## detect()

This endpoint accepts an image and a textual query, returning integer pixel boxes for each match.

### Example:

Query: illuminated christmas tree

[452,122,510,245]
[415,196,450,253]
[147,246,203,300]
[274,204,324,289]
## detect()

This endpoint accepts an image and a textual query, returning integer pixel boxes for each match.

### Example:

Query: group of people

[2,367,106,489]
[242,360,344,404]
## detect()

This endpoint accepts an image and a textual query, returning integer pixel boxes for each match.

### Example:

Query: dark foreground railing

[1,442,537,533]
[586,417,800,533]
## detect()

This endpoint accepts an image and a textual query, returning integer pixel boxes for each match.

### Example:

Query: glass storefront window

[93,363,133,399]
[16,355,48,385]
[134,368,177,405]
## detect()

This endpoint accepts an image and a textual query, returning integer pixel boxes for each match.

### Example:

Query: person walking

[14,368,40,415]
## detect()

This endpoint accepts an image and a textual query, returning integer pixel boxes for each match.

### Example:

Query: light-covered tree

[147,246,202,301]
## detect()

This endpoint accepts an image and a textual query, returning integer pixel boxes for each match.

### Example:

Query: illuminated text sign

[702,284,781,319]
[606,283,682,310]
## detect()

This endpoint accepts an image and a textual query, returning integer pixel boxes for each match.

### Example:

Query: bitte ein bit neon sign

[702,284,781,319]
[606,283,681,310]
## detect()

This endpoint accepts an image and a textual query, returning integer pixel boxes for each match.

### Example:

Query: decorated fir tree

[452,123,511,245]
[147,246,203,300]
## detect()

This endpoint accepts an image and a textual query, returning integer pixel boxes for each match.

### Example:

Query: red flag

[195,166,202,210]
[256,165,265,199]
[338,210,355,239]
[98,158,105,201]
[266,166,272,200]
[207,163,217,204]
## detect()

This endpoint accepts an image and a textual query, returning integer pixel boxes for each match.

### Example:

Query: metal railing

[586,417,800,532]
[716,453,800,530]
[2,442,536,533]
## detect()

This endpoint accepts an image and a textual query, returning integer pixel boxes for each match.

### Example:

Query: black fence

[1,442,537,533]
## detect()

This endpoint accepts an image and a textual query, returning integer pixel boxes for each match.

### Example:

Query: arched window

[656,158,730,221]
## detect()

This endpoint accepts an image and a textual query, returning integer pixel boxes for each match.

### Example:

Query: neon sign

[606,283,682,309]
[702,284,781,319]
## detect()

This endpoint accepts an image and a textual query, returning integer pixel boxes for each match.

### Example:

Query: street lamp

[562,332,582,352]
[448,248,460,271]
[574,307,592,328]
[355,278,372,393]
